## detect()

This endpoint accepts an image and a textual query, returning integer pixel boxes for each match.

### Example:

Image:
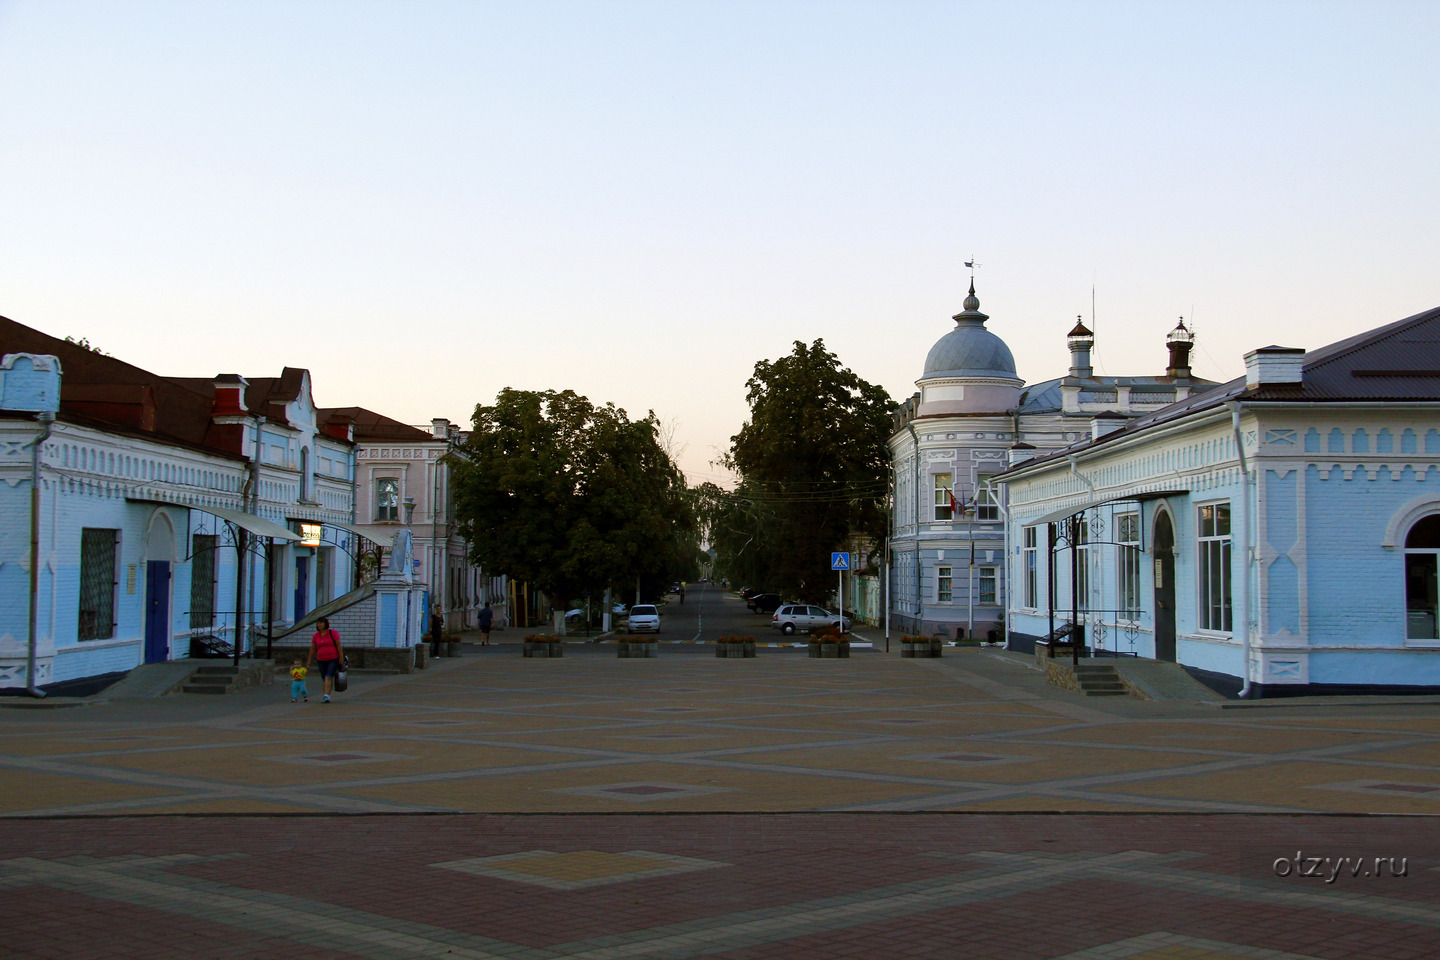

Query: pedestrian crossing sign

[831,552,850,570]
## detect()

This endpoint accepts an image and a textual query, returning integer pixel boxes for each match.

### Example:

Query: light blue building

[0,316,364,694]
[1000,305,1440,696]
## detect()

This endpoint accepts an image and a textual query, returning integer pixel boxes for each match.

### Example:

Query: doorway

[1153,512,1176,661]
[294,555,310,621]
[144,561,171,663]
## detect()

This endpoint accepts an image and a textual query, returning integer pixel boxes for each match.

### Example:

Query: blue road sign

[831,552,850,571]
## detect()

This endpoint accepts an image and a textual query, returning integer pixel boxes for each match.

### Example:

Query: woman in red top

[306,617,345,703]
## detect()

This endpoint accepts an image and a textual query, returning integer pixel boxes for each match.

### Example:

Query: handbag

[332,643,349,693]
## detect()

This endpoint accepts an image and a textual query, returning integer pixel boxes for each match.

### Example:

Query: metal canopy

[1031,489,1189,526]
[128,498,303,541]
[322,521,395,545]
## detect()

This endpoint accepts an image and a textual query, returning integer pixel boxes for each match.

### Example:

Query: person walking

[478,602,493,645]
[307,617,345,703]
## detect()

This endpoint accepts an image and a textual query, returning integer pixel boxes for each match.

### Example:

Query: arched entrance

[1153,511,1176,662]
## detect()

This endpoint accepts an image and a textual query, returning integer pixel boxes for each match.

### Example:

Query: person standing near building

[478,601,493,645]
[306,617,345,704]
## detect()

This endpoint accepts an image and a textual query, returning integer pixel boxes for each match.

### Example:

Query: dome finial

[962,279,980,313]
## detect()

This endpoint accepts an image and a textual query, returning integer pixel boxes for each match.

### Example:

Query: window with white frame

[1405,514,1440,640]
[1023,526,1038,608]
[933,473,954,521]
[975,471,999,521]
[937,565,953,602]
[979,566,997,604]
[1198,502,1232,631]
[376,477,400,521]
[1074,516,1091,611]
[1117,512,1141,614]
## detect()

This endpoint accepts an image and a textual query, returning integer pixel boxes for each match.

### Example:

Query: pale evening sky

[2,1,1437,484]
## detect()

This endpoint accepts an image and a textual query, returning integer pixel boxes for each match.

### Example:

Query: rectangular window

[189,534,217,630]
[1075,516,1091,612]
[1407,553,1438,640]
[79,528,118,641]
[1198,502,1233,632]
[376,477,399,521]
[1117,512,1140,614]
[979,566,997,604]
[975,472,999,521]
[937,565,953,602]
[1022,526,1038,608]
[933,473,953,521]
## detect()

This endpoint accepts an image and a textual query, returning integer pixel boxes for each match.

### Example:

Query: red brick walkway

[2,814,1437,959]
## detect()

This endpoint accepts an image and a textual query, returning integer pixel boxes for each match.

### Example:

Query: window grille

[190,534,217,629]
[79,528,118,641]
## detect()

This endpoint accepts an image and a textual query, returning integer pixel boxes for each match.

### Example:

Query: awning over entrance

[322,521,396,545]
[128,498,303,541]
[1030,489,1189,526]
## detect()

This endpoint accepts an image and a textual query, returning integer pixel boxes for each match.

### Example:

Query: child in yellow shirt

[290,659,309,703]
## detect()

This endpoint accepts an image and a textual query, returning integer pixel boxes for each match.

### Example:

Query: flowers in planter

[715,635,755,643]
[523,634,563,643]
[900,634,941,644]
[811,626,848,642]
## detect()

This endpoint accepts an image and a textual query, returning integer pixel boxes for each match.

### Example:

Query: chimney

[1008,442,1036,466]
[322,413,354,442]
[1067,317,1094,379]
[211,375,249,416]
[1166,319,1194,379]
[431,417,449,439]
[1245,346,1305,388]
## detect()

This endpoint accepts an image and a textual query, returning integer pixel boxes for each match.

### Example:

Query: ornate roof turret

[920,282,1018,380]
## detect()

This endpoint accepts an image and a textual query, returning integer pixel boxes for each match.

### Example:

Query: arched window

[1405,515,1440,640]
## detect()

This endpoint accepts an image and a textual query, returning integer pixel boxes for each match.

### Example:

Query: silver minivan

[771,604,849,635]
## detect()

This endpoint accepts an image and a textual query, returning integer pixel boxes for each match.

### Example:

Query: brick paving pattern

[3,601,1439,957]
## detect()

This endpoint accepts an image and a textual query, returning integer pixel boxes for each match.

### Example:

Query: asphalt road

[659,582,775,642]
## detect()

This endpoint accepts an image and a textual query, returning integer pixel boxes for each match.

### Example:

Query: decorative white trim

[1381,494,1440,549]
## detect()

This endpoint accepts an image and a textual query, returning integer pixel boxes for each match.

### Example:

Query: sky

[2,0,1437,485]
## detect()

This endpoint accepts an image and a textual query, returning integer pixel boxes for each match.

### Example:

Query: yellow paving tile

[0,770,175,812]
[1091,760,1440,812]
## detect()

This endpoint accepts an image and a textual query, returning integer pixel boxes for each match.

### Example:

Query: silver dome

[920,284,1018,380]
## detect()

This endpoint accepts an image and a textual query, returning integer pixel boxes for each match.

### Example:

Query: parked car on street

[627,605,661,633]
[771,604,850,635]
[746,593,782,613]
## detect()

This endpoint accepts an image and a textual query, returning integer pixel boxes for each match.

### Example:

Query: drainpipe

[984,476,1008,647]
[1229,402,1255,698]
[26,411,55,698]
[906,421,923,631]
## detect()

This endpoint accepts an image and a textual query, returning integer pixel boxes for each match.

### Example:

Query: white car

[627,604,661,634]
[771,604,849,635]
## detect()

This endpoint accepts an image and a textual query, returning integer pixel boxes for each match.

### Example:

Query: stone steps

[1073,664,1129,697]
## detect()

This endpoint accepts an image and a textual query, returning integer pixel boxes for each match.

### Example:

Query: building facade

[1000,305,1440,695]
[0,316,361,692]
[885,283,1215,639]
[323,408,507,632]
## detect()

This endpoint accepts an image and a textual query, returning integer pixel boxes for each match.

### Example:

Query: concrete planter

[617,641,658,658]
[444,641,461,658]
[901,640,943,658]
[808,641,850,659]
[523,641,564,658]
[715,641,756,658]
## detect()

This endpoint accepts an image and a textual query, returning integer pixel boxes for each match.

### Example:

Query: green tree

[451,389,696,627]
[721,339,893,603]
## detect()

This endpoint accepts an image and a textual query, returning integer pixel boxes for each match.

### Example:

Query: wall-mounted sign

[300,523,323,547]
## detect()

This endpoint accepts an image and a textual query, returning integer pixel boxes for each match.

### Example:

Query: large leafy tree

[451,389,696,623]
[719,340,893,603]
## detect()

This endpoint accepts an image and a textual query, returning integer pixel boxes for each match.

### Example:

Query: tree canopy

[450,388,697,613]
[711,339,893,603]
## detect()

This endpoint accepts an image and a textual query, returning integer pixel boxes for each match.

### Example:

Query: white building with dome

[886,282,1217,640]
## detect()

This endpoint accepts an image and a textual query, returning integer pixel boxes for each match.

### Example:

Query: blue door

[144,561,171,664]
[294,556,309,620]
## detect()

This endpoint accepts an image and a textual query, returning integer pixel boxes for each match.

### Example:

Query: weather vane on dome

[964,258,981,281]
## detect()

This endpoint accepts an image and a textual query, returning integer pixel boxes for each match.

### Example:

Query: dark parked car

[739,586,763,600]
[747,593,783,613]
